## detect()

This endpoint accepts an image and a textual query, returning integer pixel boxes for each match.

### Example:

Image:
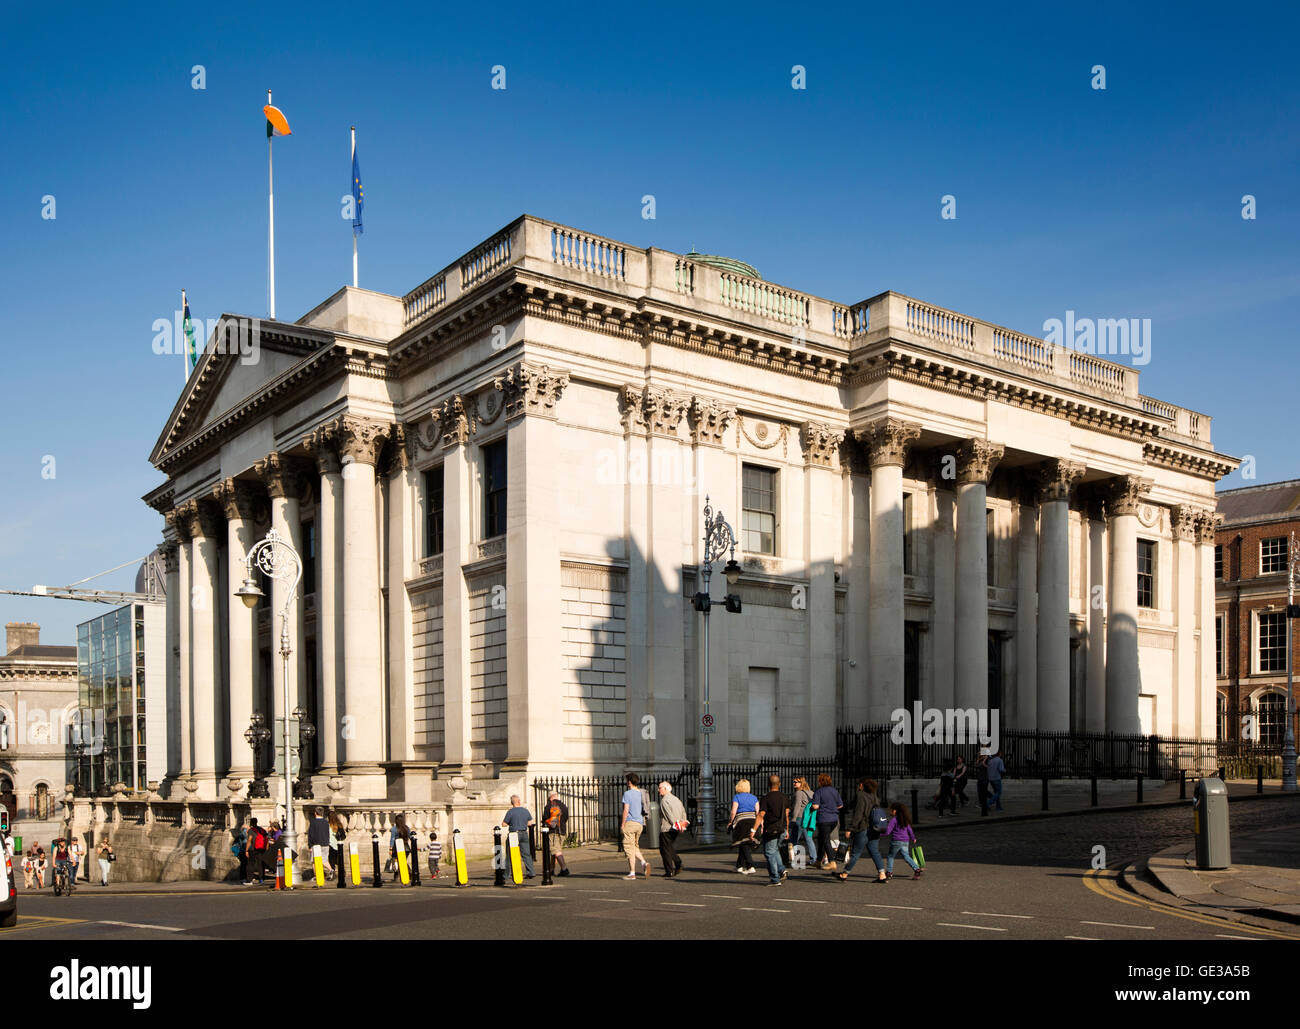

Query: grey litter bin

[1193,776,1231,870]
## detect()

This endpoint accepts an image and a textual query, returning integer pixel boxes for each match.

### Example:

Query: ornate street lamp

[236,527,303,874]
[691,496,744,844]
[244,713,272,797]
[1283,531,1299,792]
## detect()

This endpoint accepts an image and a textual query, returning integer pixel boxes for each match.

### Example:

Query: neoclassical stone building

[144,215,1237,804]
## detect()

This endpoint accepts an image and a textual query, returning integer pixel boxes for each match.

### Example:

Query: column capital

[620,384,689,437]
[159,541,179,574]
[1170,503,1199,542]
[839,433,869,475]
[303,422,342,476]
[178,498,223,540]
[254,451,309,499]
[1035,458,1086,503]
[383,423,411,478]
[338,416,389,465]
[863,418,922,468]
[800,421,845,468]
[165,506,192,544]
[1194,508,1219,545]
[494,361,569,421]
[440,395,472,449]
[215,478,262,523]
[955,439,1005,485]
[687,395,736,447]
[1106,475,1153,518]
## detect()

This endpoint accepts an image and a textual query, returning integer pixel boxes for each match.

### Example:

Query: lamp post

[235,527,303,871]
[691,496,743,845]
[1283,531,1299,792]
[244,713,272,797]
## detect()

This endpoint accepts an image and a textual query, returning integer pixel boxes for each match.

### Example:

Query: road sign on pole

[701,713,716,735]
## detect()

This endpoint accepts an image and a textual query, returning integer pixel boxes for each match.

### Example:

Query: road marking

[739,907,790,913]
[1064,935,1099,940]
[0,915,84,935]
[98,920,183,932]
[1216,934,1259,940]
[661,902,706,908]
[591,898,630,903]
[781,899,827,905]
[961,911,1033,919]
[701,894,742,900]
[936,922,1007,932]
[829,913,888,921]
[576,889,610,893]
[1083,869,1300,941]
[643,891,672,895]
[1080,920,1154,930]
[863,903,921,910]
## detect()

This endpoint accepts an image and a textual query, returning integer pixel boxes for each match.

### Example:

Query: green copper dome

[684,250,760,280]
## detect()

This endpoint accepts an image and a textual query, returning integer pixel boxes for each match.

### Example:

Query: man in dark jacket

[542,791,571,877]
[307,807,331,880]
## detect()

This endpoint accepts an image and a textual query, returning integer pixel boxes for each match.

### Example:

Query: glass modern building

[76,603,165,793]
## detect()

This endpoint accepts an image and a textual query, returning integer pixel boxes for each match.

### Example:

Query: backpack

[870,807,889,832]
[252,827,267,852]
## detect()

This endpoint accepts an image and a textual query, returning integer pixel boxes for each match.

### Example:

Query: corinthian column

[159,538,181,781]
[219,478,261,780]
[184,498,224,794]
[803,421,845,753]
[954,439,1004,711]
[304,424,342,772]
[339,417,388,792]
[1035,459,1084,731]
[865,419,921,723]
[1105,475,1151,734]
[254,452,307,732]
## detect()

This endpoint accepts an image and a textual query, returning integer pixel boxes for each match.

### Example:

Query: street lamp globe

[724,558,742,587]
[235,576,264,609]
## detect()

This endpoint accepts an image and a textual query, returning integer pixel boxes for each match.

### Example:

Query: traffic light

[724,594,742,614]
[1,810,8,834]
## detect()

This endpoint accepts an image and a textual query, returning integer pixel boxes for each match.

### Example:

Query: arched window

[32,782,50,820]
[1256,692,1287,748]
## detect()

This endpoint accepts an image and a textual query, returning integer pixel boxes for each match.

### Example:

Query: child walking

[883,803,922,880]
[427,832,442,879]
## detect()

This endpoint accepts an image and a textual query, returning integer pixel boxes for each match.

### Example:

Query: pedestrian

[952,755,969,808]
[754,774,789,886]
[727,779,759,874]
[97,837,115,886]
[35,846,46,888]
[838,778,887,883]
[541,790,571,877]
[22,848,34,889]
[882,803,922,880]
[328,810,347,881]
[656,781,687,878]
[988,748,1006,812]
[789,776,818,869]
[501,796,536,879]
[810,774,844,870]
[427,832,442,879]
[69,836,82,884]
[247,817,270,884]
[51,837,72,889]
[230,821,249,884]
[389,814,413,881]
[307,807,330,884]
[975,752,990,816]
[620,771,649,879]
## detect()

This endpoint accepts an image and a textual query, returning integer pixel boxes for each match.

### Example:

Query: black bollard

[1041,776,1049,811]
[1179,769,1187,800]
[493,826,506,887]
[541,826,553,886]
[336,835,346,888]
[1090,775,1098,807]
[410,830,422,886]
[1258,764,1264,793]
[1217,765,1225,783]
[1137,774,1144,803]
[371,831,383,888]
[910,788,919,826]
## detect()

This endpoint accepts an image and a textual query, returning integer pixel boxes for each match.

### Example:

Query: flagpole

[181,288,188,384]
[351,126,358,289]
[268,88,276,321]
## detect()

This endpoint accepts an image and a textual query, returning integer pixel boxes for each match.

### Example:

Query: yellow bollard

[508,830,523,885]
[395,837,411,886]
[313,845,326,888]
[284,849,295,890]
[349,842,362,886]
[453,829,468,886]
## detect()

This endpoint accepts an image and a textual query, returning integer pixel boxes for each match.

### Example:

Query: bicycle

[52,863,74,897]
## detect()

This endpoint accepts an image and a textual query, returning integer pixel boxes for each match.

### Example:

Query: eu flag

[351,147,364,236]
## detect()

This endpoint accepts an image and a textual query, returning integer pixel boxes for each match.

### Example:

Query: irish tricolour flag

[264,103,291,138]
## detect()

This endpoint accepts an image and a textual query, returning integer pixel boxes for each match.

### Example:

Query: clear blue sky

[1,1,1296,643]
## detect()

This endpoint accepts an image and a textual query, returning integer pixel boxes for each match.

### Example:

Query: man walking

[754,775,789,886]
[975,752,990,816]
[987,748,1006,812]
[541,790,570,878]
[656,781,687,878]
[247,817,270,884]
[620,772,649,879]
[502,796,536,878]
[307,807,331,883]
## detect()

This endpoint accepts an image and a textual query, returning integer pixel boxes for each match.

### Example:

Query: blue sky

[1,1,1296,642]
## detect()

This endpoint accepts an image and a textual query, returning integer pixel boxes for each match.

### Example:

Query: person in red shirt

[542,791,570,877]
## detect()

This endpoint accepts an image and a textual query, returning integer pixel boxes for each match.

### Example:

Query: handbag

[911,840,925,869]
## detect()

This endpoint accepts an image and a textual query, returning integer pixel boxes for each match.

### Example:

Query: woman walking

[790,776,818,868]
[810,774,844,870]
[97,838,115,886]
[882,803,922,880]
[838,778,886,883]
[728,779,759,874]
[389,814,412,882]
[328,810,347,882]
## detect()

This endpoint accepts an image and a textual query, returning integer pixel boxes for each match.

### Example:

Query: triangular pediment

[149,316,335,466]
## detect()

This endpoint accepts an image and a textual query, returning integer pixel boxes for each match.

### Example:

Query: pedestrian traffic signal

[0,811,7,834]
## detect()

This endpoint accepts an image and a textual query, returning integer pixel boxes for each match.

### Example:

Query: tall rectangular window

[300,520,316,595]
[1259,611,1286,673]
[1214,544,1223,580]
[424,465,445,556]
[1215,614,1225,677]
[742,465,777,555]
[986,507,996,585]
[1136,539,1156,608]
[902,493,914,575]
[1261,536,1288,575]
[483,441,507,539]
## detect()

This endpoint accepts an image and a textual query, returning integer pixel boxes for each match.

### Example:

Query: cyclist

[52,837,73,893]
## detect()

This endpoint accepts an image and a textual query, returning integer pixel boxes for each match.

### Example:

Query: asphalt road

[7,799,1299,941]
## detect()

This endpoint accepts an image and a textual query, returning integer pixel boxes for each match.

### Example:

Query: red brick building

[1215,479,1300,746]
